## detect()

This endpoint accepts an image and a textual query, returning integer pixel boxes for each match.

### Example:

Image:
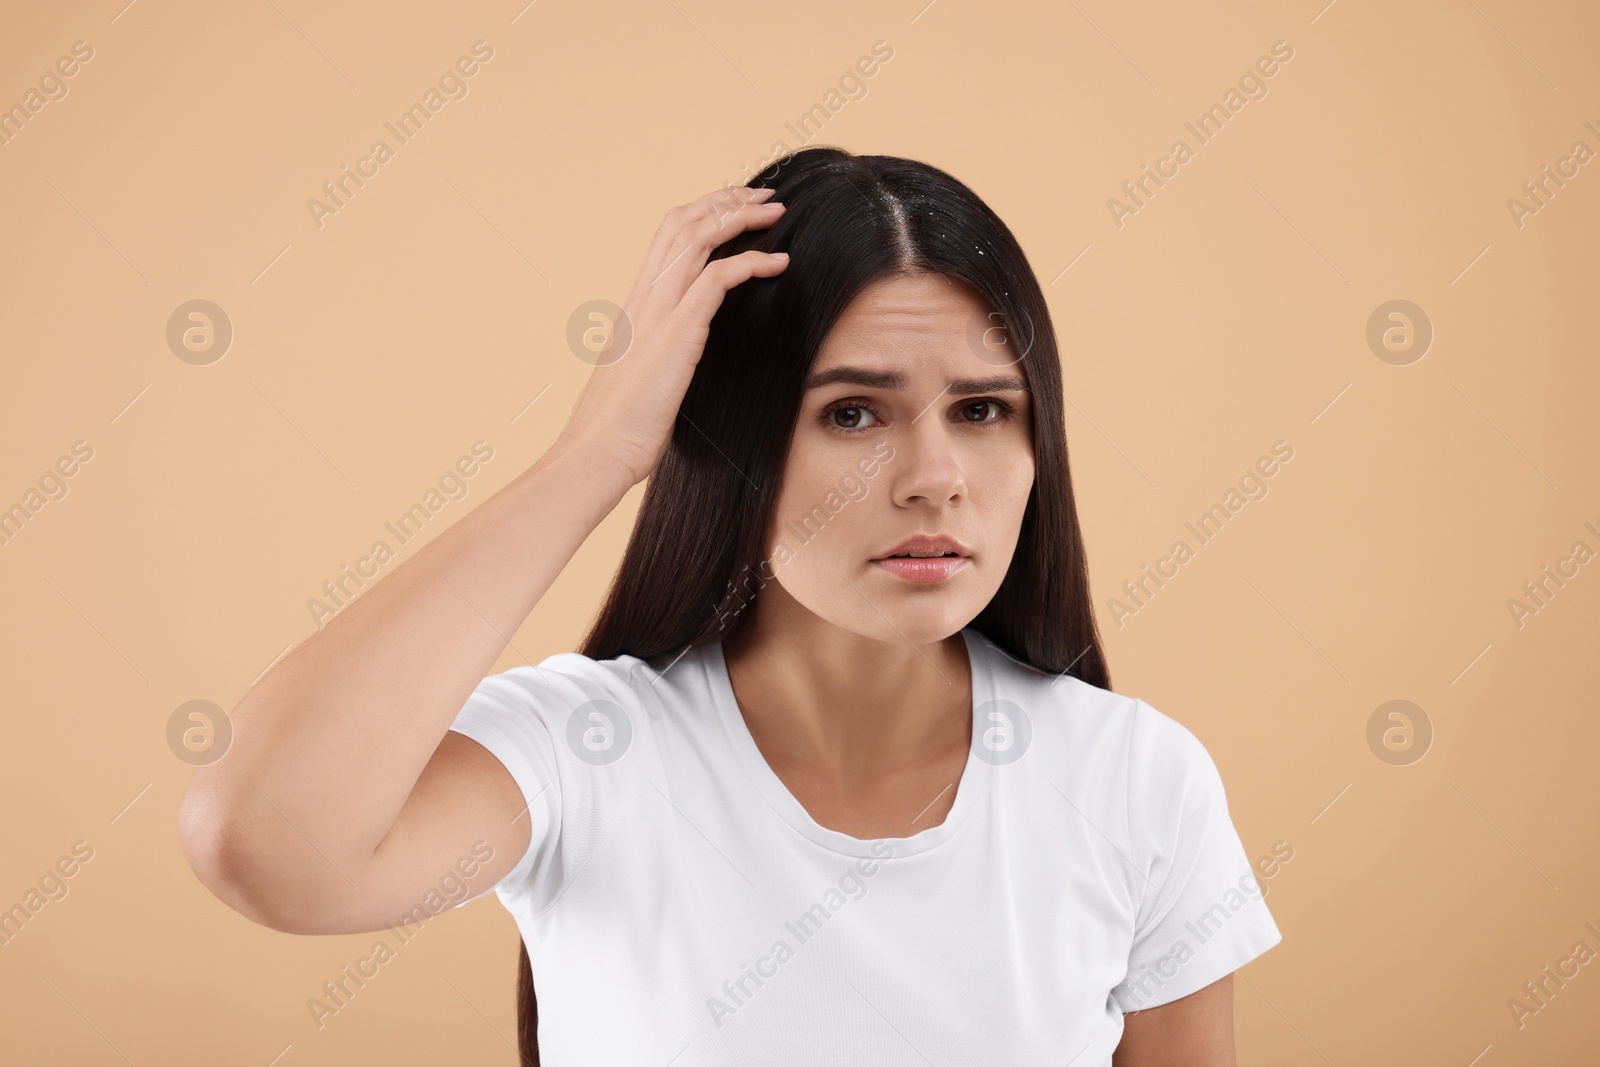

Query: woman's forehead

[813,290,1028,385]
[833,272,987,324]
[814,275,1010,374]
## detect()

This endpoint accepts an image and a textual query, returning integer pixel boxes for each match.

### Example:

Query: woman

[179,146,1281,1065]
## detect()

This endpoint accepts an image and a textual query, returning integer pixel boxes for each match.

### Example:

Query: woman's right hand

[554,185,790,488]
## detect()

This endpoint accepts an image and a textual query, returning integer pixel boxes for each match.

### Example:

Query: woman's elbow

[176,779,312,933]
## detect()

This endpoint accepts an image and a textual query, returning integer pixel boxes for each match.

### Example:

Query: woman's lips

[873,556,969,584]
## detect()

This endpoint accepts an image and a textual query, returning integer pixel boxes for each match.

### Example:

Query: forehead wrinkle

[854,302,951,320]
[827,319,946,349]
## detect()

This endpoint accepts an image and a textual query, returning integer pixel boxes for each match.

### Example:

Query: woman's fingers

[629,187,762,298]
[558,185,788,488]
[648,201,786,312]
[677,248,791,327]
[632,187,782,311]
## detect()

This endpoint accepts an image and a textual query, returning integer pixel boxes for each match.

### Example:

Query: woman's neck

[720,584,972,789]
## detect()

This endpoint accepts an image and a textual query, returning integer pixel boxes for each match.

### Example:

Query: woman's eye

[958,400,1004,423]
[828,405,878,430]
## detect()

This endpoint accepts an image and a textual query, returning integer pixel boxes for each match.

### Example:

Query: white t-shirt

[448,626,1281,1065]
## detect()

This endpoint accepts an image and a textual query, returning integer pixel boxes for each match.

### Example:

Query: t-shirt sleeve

[1109,698,1282,1013]
[446,652,641,913]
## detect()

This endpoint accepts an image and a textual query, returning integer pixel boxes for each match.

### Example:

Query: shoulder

[968,628,1141,755]
[454,642,728,752]
[968,629,1221,802]
[448,648,673,766]
[468,649,654,715]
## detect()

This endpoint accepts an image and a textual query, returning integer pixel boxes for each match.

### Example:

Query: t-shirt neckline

[702,627,993,858]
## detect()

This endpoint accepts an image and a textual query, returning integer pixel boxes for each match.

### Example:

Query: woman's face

[757,272,1036,646]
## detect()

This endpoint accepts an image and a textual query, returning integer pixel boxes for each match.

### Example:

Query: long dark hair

[514,145,1110,1064]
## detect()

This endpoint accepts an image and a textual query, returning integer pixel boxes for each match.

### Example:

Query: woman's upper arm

[1113,973,1236,1067]
[359,730,536,922]
[205,659,612,936]
[1111,700,1282,1011]
[206,731,536,936]
[1107,699,1281,1063]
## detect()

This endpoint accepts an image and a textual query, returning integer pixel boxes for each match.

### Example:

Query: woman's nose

[889,422,966,507]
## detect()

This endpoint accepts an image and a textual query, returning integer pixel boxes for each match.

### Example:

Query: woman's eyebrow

[805,366,1029,393]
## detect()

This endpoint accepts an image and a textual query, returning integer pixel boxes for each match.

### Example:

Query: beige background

[2,0,1598,1062]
